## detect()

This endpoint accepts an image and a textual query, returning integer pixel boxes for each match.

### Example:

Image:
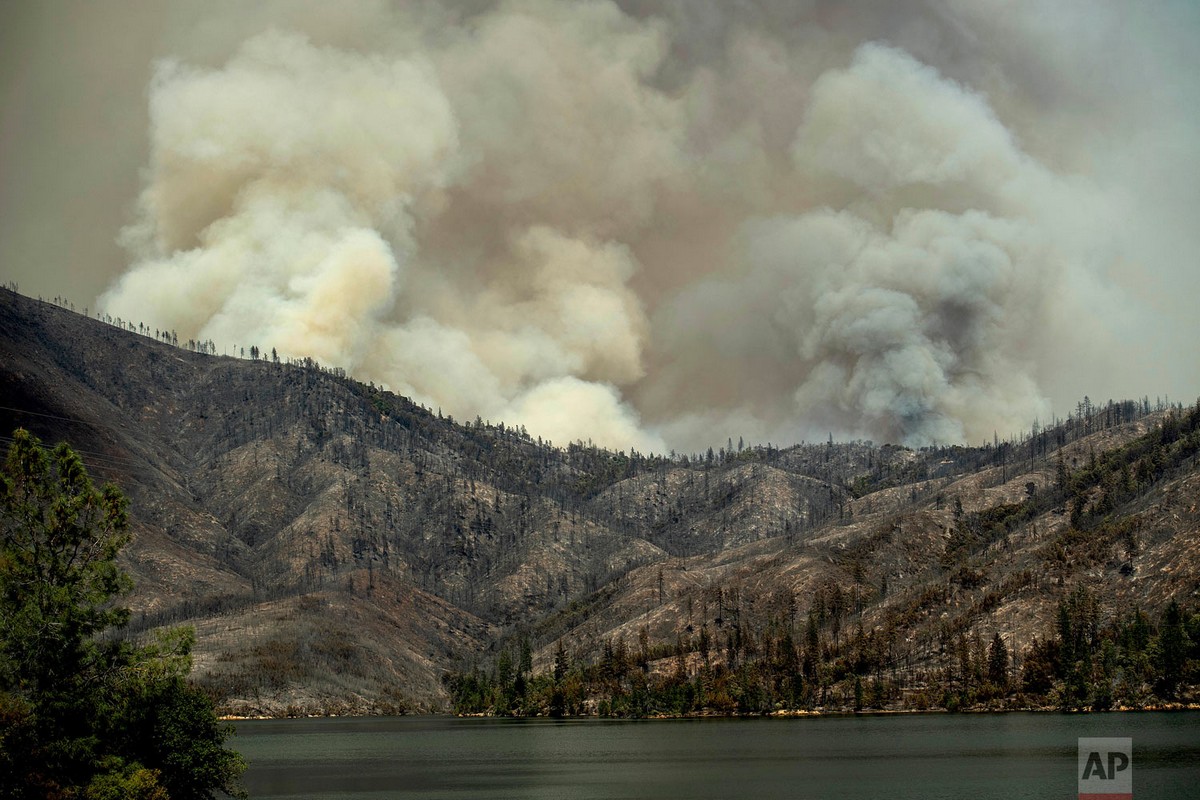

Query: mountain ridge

[2,288,1196,715]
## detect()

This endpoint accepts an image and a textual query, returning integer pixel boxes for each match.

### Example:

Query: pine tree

[987,632,1009,690]
[1155,600,1188,699]
[0,429,245,798]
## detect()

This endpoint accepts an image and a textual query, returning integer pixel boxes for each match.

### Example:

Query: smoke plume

[82,0,1200,451]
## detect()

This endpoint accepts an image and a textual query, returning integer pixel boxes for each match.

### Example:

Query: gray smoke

[12,0,1191,450]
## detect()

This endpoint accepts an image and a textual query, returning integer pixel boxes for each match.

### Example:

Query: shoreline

[221,702,1200,721]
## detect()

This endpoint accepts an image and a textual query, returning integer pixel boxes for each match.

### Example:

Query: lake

[231,712,1199,799]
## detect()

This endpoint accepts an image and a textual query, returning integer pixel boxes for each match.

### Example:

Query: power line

[0,433,142,469]
[0,404,109,427]
[0,435,146,475]
[0,435,133,466]
[0,404,144,460]
[0,437,130,479]
[0,405,146,454]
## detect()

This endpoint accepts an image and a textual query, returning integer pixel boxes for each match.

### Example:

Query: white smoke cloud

[91,0,1198,451]
[771,207,1054,444]
[794,43,1024,196]
[102,6,670,452]
[507,376,665,452]
[647,41,1113,446]
[432,0,683,237]
[104,28,457,370]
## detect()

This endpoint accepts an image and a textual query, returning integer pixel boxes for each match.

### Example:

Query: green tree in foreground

[0,429,245,799]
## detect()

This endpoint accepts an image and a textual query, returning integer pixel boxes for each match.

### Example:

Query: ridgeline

[2,288,1197,716]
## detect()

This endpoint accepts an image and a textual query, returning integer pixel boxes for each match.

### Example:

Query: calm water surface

[232,712,1198,799]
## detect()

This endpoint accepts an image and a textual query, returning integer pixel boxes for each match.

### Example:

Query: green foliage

[0,429,245,799]
[1154,600,1188,700]
[449,578,1198,717]
[83,759,170,800]
[0,431,131,700]
[1020,637,1058,696]
[1019,587,1200,710]
[986,632,1009,691]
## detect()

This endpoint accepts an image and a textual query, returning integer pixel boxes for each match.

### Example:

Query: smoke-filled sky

[3,1,1198,452]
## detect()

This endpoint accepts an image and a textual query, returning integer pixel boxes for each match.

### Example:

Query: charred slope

[2,289,1195,714]
[510,405,1200,713]
[1,291,676,710]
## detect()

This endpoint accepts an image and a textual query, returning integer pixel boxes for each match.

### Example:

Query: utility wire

[0,401,152,475]
[0,435,136,471]
[0,433,143,470]
[0,404,106,426]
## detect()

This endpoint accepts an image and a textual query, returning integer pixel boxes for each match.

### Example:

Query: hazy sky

[3,1,1198,452]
